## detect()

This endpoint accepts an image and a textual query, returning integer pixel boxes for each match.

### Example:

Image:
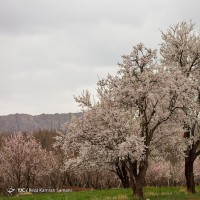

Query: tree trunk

[115,160,130,188]
[135,177,144,199]
[185,155,195,193]
[134,163,147,199]
[128,160,147,200]
[184,123,198,193]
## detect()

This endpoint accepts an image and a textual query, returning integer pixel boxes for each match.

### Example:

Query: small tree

[0,132,56,190]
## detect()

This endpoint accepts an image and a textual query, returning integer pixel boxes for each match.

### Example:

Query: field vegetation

[1,187,200,200]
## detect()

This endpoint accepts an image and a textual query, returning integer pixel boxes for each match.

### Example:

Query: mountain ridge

[0,113,81,133]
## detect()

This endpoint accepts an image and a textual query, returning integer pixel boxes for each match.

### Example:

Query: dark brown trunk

[128,160,147,199]
[26,175,31,189]
[135,177,144,199]
[185,155,195,193]
[135,161,147,199]
[183,122,198,193]
[129,172,136,194]
[115,160,130,188]
[16,171,21,188]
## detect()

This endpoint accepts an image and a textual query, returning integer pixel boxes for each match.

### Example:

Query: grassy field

[1,187,200,200]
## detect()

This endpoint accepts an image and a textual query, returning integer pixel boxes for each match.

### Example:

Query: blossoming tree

[160,21,200,193]
[57,43,195,199]
[0,133,56,190]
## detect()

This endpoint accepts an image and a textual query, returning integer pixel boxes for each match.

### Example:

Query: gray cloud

[0,0,200,115]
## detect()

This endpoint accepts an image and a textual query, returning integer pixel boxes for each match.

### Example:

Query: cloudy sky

[0,0,199,115]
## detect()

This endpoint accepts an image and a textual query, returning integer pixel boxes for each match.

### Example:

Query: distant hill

[0,113,81,133]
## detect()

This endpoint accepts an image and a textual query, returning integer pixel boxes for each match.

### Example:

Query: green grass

[1,187,200,200]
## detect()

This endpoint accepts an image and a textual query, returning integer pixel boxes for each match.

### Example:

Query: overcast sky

[0,0,200,115]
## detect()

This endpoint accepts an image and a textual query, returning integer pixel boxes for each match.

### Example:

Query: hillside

[0,113,81,133]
